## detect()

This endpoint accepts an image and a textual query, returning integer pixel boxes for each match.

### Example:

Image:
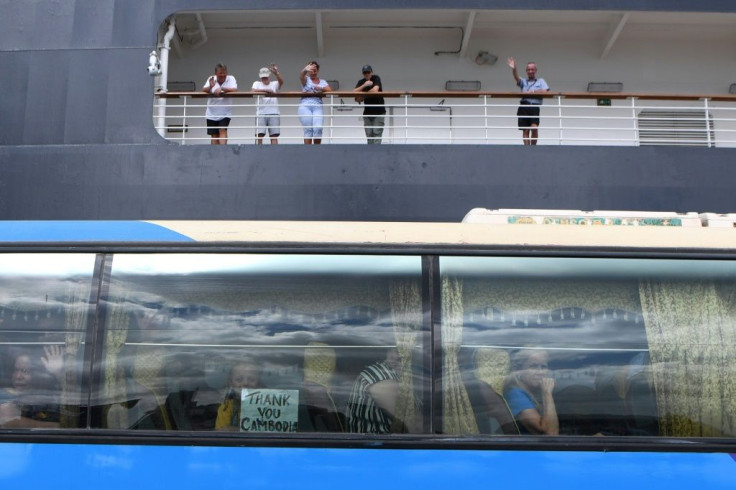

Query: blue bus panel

[0,444,734,489]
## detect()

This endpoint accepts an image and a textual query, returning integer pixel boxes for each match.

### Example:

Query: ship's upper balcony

[152,8,736,147]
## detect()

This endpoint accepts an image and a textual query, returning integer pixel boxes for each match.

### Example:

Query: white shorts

[256,115,281,136]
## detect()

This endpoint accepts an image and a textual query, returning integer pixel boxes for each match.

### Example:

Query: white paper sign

[239,389,299,432]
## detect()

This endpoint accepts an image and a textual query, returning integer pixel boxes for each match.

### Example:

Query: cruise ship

[1,0,735,221]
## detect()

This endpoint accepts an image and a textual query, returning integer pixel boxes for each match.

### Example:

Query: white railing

[153,91,736,147]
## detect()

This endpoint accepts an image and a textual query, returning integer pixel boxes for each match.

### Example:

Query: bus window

[440,256,736,438]
[95,254,426,434]
[0,254,95,429]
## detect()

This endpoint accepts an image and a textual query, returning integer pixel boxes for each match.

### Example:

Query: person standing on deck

[508,58,549,145]
[252,64,284,145]
[298,61,332,144]
[353,65,386,144]
[202,63,238,145]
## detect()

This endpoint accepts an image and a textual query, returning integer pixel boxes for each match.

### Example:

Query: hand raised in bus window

[40,345,65,381]
[0,350,61,429]
[503,350,559,435]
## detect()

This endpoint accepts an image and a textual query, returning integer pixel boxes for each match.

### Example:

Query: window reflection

[97,254,425,434]
[441,256,736,438]
[0,254,94,429]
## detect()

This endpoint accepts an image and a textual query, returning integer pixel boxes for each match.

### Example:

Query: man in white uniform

[202,63,238,145]
[251,64,284,145]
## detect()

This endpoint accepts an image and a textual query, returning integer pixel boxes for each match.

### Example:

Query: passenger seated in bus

[554,383,600,436]
[160,353,223,431]
[0,346,64,429]
[300,342,345,432]
[594,352,659,436]
[622,353,659,436]
[503,349,559,435]
[461,349,519,435]
[345,348,405,433]
[215,359,261,431]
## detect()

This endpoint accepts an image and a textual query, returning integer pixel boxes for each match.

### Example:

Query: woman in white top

[298,61,332,144]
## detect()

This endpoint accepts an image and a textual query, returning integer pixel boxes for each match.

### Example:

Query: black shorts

[517,103,540,129]
[206,118,231,135]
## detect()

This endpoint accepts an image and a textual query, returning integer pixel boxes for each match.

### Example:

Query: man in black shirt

[354,65,386,144]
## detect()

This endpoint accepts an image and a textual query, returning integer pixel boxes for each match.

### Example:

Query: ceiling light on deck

[445,80,481,91]
[167,81,196,91]
[474,51,498,66]
[587,82,623,93]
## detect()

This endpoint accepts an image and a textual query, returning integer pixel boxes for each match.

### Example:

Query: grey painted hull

[2,1,735,220]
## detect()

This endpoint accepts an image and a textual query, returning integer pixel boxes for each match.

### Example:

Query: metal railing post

[153,95,158,136]
[181,96,188,145]
[704,98,712,148]
[328,95,334,143]
[448,106,453,144]
[387,106,393,144]
[483,96,489,144]
[403,95,409,144]
[557,95,563,145]
[631,97,639,146]
[155,94,166,139]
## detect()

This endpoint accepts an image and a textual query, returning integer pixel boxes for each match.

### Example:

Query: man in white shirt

[202,63,238,145]
[251,64,284,145]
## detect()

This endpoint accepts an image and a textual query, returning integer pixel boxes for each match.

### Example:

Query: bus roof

[0,220,732,251]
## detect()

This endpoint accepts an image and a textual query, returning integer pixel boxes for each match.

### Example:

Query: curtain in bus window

[639,280,736,437]
[474,348,510,397]
[389,280,421,433]
[441,277,479,434]
[719,282,736,311]
[130,314,173,431]
[0,254,94,430]
[103,296,130,429]
[60,283,88,428]
[302,342,343,432]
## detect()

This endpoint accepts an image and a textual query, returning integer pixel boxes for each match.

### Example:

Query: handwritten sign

[240,389,299,432]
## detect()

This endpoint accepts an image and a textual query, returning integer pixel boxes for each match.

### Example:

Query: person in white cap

[251,63,284,145]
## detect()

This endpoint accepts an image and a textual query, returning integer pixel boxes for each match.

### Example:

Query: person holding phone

[298,61,331,144]
[353,64,386,144]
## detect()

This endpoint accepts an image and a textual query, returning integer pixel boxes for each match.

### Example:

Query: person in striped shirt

[345,349,402,434]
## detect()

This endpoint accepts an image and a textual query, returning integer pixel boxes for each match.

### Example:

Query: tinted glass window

[440,257,736,438]
[0,254,95,429]
[96,254,426,434]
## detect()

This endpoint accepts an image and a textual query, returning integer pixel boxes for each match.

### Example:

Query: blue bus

[0,219,734,488]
